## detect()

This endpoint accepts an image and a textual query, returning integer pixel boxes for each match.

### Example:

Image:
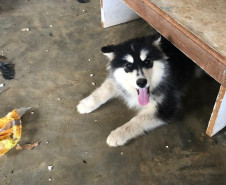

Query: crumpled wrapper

[0,107,31,156]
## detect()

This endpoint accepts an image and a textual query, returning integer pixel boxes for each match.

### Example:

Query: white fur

[103,52,114,60]
[106,97,165,146]
[113,68,142,109]
[143,60,166,90]
[123,54,134,63]
[140,49,149,61]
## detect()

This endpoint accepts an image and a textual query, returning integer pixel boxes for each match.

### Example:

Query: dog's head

[101,34,167,106]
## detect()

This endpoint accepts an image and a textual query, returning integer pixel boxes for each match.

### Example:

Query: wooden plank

[207,86,226,136]
[122,0,226,87]
[101,0,139,28]
[149,0,226,61]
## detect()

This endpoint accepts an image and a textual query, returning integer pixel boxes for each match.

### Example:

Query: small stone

[57,97,61,100]
[166,146,169,149]
[82,9,85,12]
[31,111,34,114]
[90,73,94,77]
[46,49,49,52]
[48,178,52,181]
[21,28,30,31]
[88,58,91,61]
[92,82,96,86]
[60,14,63,17]
[120,152,124,155]
[48,166,53,171]
[94,120,97,122]
[49,25,53,28]
[46,141,49,144]
[0,83,4,87]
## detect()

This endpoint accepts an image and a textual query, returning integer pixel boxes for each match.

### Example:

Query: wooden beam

[206,86,226,136]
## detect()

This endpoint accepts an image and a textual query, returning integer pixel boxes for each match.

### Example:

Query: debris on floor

[0,56,7,60]
[16,141,40,151]
[0,83,4,87]
[48,165,53,171]
[92,82,96,86]
[21,28,30,31]
[90,73,94,77]
[77,0,90,3]
[0,62,15,80]
[0,87,10,95]
[94,175,102,182]
[0,107,31,156]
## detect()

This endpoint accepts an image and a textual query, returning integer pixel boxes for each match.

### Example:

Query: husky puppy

[77,34,197,147]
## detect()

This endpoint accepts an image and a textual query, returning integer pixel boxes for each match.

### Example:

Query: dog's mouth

[136,87,150,106]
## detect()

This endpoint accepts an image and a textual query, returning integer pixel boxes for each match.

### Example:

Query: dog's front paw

[77,97,96,114]
[106,128,128,147]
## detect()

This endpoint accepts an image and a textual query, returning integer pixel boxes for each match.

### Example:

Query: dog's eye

[143,59,153,68]
[124,63,133,72]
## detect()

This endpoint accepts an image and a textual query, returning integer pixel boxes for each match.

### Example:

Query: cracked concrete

[0,0,225,185]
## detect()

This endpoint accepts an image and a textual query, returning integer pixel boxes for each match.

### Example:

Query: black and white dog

[77,34,198,147]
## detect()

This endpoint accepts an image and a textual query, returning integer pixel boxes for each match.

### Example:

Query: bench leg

[101,0,139,28]
[206,86,226,136]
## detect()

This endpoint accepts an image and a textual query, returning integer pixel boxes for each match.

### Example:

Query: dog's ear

[101,45,115,60]
[148,33,161,47]
[153,36,161,47]
[152,34,161,47]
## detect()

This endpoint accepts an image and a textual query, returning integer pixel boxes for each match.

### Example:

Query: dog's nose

[136,78,147,88]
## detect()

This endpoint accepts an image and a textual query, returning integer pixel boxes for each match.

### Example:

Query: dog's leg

[77,78,118,114]
[106,104,166,147]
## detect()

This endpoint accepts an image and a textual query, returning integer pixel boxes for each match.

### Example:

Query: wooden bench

[101,0,226,136]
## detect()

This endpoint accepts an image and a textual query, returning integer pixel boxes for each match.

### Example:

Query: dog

[77,33,198,147]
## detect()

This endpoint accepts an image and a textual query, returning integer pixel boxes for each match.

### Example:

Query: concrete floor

[0,0,226,185]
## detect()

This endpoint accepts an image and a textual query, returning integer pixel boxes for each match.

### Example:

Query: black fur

[155,37,196,122]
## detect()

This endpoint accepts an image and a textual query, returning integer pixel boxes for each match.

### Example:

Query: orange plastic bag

[0,107,30,156]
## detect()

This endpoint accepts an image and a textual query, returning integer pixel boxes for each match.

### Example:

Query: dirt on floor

[0,0,226,185]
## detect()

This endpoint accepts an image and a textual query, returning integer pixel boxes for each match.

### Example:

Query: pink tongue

[138,88,149,106]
